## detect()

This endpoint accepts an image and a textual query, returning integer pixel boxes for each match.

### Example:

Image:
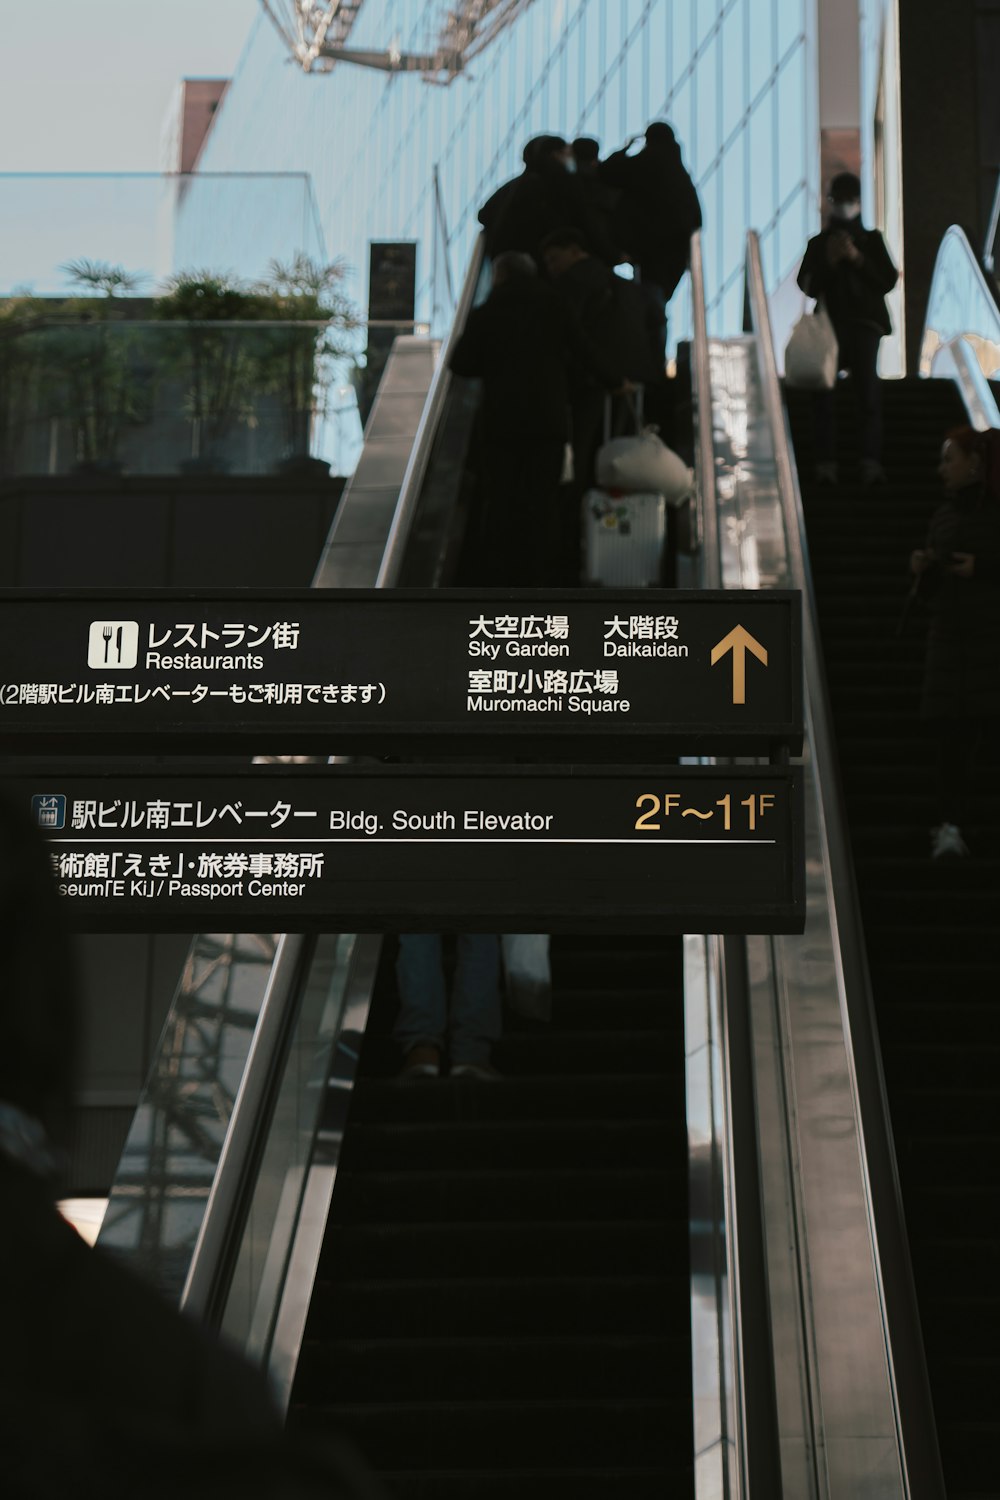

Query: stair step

[339,1118,680,1172]
[329,1166,684,1225]
[345,1074,681,1124]
[283,1468,688,1500]
[320,1220,680,1279]
[306,1275,689,1339]
[294,1334,687,1402]
[290,1397,691,1469]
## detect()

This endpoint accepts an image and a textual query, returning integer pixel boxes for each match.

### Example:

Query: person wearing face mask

[797,171,898,486]
[908,426,1000,858]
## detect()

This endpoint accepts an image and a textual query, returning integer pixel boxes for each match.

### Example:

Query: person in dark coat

[449,251,599,585]
[908,426,1000,857]
[478,136,616,268]
[0,787,385,1500]
[599,121,702,300]
[540,225,662,490]
[797,171,898,486]
[571,136,621,259]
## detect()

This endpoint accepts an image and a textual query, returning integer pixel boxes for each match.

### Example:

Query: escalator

[96,240,701,1496]
[289,935,691,1498]
[286,249,696,1496]
[788,377,1000,1500]
[99,224,937,1500]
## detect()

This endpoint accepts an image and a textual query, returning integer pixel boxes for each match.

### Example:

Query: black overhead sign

[0,588,802,756]
[14,765,805,934]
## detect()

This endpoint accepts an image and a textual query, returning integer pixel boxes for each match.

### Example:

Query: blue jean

[394,934,502,1066]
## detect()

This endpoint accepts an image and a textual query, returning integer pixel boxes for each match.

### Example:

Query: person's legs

[846,323,884,474]
[480,443,561,586]
[812,387,837,475]
[449,934,502,1067]
[925,717,985,856]
[394,934,448,1057]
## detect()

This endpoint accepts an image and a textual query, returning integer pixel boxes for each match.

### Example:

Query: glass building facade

[860,0,904,374]
[197,0,819,347]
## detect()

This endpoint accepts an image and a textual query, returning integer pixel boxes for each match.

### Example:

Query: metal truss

[259,0,535,82]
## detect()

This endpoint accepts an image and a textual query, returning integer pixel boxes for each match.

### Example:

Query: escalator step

[319,1220,680,1279]
[305,1275,689,1340]
[294,1335,686,1402]
[345,1074,680,1124]
[328,1166,684,1224]
[289,1465,684,1499]
[339,1118,681,1172]
[291,1398,690,1470]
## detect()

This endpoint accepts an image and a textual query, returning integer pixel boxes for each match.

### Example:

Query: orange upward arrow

[710,625,768,705]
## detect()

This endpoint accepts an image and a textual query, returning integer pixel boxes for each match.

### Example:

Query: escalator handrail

[745,229,946,1500]
[920,220,1000,428]
[178,244,486,1332]
[377,234,486,587]
[181,933,309,1319]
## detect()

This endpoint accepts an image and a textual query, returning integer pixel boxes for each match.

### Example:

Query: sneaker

[860,459,887,487]
[450,1061,502,1081]
[815,461,839,485]
[399,1044,442,1081]
[930,822,969,859]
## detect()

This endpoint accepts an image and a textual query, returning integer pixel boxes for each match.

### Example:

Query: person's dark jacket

[599,137,702,296]
[797,219,898,335]
[478,161,616,265]
[0,1157,386,1498]
[551,257,663,385]
[917,483,1000,721]
[449,276,615,444]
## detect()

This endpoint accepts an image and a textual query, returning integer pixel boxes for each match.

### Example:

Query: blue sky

[0,0,260,171]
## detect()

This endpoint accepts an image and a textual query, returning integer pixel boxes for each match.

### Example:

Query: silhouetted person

[449,251,581,584]
[797,170,898,486]
[600,121,702,300]
[478,135,615,266]
[908,426,1000,858]
[0,787,385,1499]
[571,136,621,258]
[540,225,663,508]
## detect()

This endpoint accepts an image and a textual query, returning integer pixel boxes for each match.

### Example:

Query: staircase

[288,933,693,1499]
[788,377,1000,1500]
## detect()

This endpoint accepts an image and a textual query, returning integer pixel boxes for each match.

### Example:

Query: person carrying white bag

[793,171,898,488]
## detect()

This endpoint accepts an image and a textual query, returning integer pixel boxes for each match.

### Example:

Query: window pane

[695,32,720,166]
[748,0,776,100]
[776,42,806,207]
[672,1,694,88]
[648,3,670,114]
[747,95,777,233]
[776,0,805,59]
[777,183,808,278]
[721,2,746,143]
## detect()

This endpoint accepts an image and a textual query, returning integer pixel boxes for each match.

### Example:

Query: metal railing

[738,229,943,1499]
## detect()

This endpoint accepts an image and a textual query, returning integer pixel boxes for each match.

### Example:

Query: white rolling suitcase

[582,489,667,586]
[582,391,689,586]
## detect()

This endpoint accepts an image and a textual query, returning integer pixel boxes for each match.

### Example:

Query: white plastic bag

[501,933,551,1022]
[783,307,839,390]
[595,428,693,501]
